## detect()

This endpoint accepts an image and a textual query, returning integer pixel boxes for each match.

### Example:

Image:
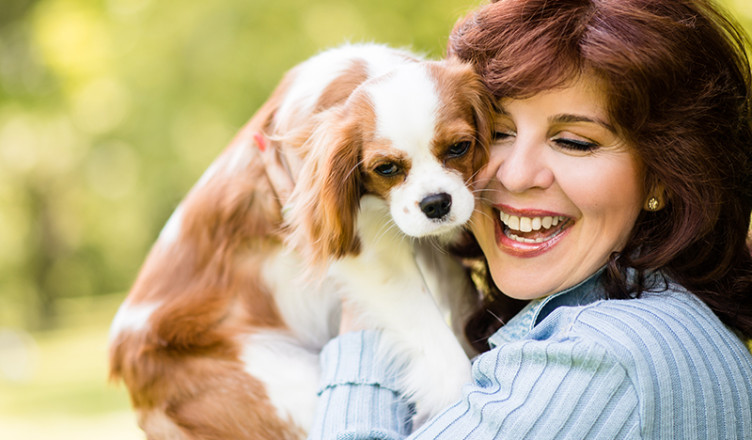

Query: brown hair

[449,0,752,344]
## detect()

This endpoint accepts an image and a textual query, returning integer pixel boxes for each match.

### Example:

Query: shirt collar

[488,266,607,348]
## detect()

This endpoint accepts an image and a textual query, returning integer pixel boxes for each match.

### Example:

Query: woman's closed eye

[493,131,515,142]
[552,137,600,152]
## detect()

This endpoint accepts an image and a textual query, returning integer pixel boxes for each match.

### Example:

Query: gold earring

[647,197,660,211]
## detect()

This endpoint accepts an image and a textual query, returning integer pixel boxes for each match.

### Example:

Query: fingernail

[253,132,266,152]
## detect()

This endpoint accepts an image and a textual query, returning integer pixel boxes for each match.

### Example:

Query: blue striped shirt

[308,270,752,439]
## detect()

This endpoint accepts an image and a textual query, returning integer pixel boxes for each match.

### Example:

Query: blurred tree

[0,0,482,329]
[0,0,750,330]
[0,0,38,26]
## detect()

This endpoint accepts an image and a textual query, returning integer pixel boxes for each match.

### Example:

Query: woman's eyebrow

[495,108,616,134]
[550,114,616,133]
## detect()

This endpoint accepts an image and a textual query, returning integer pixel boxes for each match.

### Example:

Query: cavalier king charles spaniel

[109,43,493,439]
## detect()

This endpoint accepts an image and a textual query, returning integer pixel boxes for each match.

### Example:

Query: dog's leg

[413,239,480,358]
[330,197,472,425]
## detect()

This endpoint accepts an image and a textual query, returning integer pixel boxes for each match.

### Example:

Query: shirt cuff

[319,330,405,393]
[309,330,414,438]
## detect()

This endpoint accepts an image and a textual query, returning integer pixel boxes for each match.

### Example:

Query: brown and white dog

[108,43,494,439]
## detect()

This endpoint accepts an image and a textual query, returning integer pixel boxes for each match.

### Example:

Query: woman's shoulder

[537,285,750,368]
[521,287,752,438]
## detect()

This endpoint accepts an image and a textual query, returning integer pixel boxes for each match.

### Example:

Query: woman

[266,0,752,438]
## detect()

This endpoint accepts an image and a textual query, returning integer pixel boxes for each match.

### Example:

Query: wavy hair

[449,0,752,344]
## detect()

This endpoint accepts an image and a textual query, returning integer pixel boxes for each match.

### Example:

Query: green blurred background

[0,0,750,438]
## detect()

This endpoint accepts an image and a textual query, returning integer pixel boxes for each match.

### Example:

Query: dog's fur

[108,43,494,439]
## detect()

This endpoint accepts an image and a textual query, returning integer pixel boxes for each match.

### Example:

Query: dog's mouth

[498,209,571,244]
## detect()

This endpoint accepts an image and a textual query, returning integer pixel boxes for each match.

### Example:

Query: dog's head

[287,57,494,264]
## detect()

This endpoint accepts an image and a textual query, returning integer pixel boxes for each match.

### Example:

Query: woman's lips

[493,206,572,257]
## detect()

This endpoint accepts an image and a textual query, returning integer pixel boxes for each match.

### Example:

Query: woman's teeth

[499,211,568,243]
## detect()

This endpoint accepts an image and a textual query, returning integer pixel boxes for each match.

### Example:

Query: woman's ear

[285,115,362,265]
[644,183,667,211]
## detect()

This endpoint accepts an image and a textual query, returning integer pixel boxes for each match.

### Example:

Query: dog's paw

[398,342,472,426]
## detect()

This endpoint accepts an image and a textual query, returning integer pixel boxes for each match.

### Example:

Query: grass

[0,294,145,440]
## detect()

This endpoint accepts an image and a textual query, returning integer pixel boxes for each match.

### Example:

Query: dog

[108,43,494,439]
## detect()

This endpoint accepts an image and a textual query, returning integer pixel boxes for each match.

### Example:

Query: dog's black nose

[420,193,452,219]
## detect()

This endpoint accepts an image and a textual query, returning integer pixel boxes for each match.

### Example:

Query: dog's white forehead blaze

[109,300,162,341]
[369,63,439,157]
[276,43,416,126]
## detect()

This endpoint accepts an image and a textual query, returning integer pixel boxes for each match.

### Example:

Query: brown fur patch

[315,60,369,112]
[428,58,495,180]
[359,147,410,197]
[109,67,302,439]
[286,88,381,265]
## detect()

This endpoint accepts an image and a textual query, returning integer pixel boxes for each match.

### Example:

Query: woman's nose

[495,137,554,193]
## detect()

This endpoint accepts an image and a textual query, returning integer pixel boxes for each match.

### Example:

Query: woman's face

[471,75,645,300]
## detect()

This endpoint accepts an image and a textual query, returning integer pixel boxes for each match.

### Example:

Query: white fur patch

[390,159,475,237]
[138,408,186,439]
[238,331,320,432]
[193,142,252,192]
[369,63,439,155]
[109,300,161,341]
[224,143,252,175]
[158,204,184,246]
[194,160,222,191]
[276,43,417,128]
[259,249,340,348]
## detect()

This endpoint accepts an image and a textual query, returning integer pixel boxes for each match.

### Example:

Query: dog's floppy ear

[453,58,495,173]
[470,82,495,173]
[438,56,495,173]
[286,110,362,265]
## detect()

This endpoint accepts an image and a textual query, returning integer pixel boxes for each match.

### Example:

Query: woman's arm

[308,331,414,440]
[308,329,641,440]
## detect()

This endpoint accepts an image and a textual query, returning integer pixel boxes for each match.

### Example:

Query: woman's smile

[471,74,645,300]
[493,205,572,257]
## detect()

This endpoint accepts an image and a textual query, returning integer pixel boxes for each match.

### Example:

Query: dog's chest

[259,248,342,347]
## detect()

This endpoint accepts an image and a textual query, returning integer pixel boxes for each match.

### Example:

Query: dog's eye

[374,162,400,176]
[447,141,471,158]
